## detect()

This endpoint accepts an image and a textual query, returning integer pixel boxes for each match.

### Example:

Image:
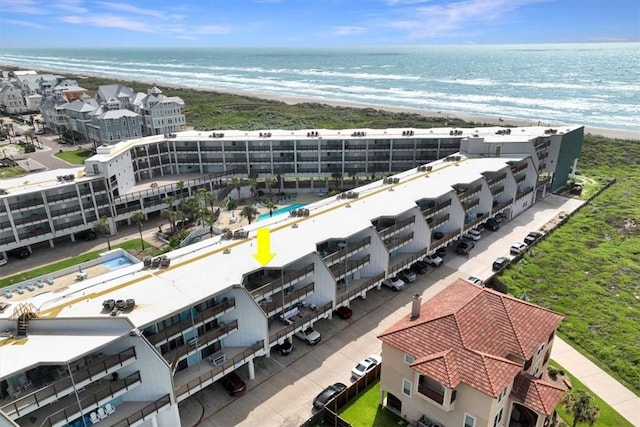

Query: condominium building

[378,280,565,427]
[132,86,186,136]
[0,125,581,426]
[0,126,583,258]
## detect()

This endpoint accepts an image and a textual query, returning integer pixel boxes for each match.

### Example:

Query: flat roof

[0,167,95,198]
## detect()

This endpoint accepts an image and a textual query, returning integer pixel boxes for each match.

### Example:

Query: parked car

[424,253,443,267]
[334,305,353,320]
[398,268,417,283]
[74,229,97,241]
[455,241,475,256]
[432,231,444,240]
[381,276,405,291]
[485,218,500,231]
[351,354,382,379]
[435,247,447,257]
[492,257,511,271]
[467,276,484,286]
[273,339,293,356]
[463,228,481,241]
[34,128,45,135]
[313,383,347,409]
[8,247,30,259]
[410,260,428,275]
[0,257,7,267]
[510,242,528,255]
[524,231,544,246]
[220,372,247,396]
[295,326,321,345]
[494,212,505,223]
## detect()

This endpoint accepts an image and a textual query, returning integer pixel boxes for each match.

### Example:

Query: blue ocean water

[1,44,639,132]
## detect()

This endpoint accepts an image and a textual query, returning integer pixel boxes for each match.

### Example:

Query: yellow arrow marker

[254,228,276,266]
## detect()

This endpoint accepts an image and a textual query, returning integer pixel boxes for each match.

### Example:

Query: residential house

[0,83,27,115]
[39,93,69,133]
[378,279,565,427]
[64,94,99,143]
[133,86,186,135]
[88,99,142,147]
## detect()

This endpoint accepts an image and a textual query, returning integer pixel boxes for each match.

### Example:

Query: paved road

[177,194,640,427]
[8,122,81,171]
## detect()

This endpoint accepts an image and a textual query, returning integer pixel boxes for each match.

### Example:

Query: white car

[294,326,321,345]
[424,253,443,267]
[381,276,405,291]
[463,228,481,241]
[0,257,7,267]
[510,242,528,255]
[467,276,484,286]
[351,354,382,379]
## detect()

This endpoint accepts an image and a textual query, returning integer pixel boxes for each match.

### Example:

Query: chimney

[411,294,422,320]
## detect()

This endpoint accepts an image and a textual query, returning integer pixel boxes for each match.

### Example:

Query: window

[402,379,412,397]
[464,414,476,427]
[497,387,508,403]
[495,146,501,156]
[404,354,414,364]
[493,408,503,427]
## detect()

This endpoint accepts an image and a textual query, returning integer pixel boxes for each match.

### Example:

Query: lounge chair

[89,412,100,424]
[3,289,12,299]
[97,407,108,419]
[16,285,25,295]
[46,277,54,285]
[105,402,116,415]
[26,283,35,292]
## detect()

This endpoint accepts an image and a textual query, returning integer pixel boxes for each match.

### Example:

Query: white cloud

[387,0,547,38]
[0,0,45,15]
[53,0,87,14]
[0,18,48,29]
[95,2,169,20]
[333,26,367,36]
[60,14,156,33]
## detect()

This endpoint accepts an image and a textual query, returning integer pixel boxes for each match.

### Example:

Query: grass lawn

[0,166,25,178]
[550,361,632,427]
[54,148,95,164]
[339,381,408,427]
[0,239,153,288]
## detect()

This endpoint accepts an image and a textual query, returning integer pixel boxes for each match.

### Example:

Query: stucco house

[378,279,565,427]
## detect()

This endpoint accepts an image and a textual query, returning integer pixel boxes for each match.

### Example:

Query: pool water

[258,203,306,221]
[103,256,135,271]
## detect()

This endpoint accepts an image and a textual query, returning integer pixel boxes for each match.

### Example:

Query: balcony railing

[261,283,315,316]
[515,174,527,185]
[487,173,507,187]
[432,214,449,228]
[490,185,505,196]
[336,272,385,305]
[147,298,236,346]
[110,394,172,427]
[388,247,429,273]
[12,213,49,225]
[457,185,482,202]
[463,213,489,231]
[418,383,445,406]
[40,372,142,427]
[516,188,534,201]
[9,198,43,210]
[379,216,415,240]
[249,264,314,300]
[511,163,528,174]
[330,254,371,279]
[269,302,332,344]
[463,199,480,212]
[322,236,371,267]
[384,232,414,252]
[1,347,137,418]
[45,192,80,203]
[431,228,461,249]
[491,200,513,214]
[174,341,264,399]
[168,320,239,361]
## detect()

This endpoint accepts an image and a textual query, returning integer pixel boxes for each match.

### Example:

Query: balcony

[418,383,445,405]
[2,347,137,419]
[322,236,371,267]
[37,372,142,427]
[336,272,385,305]
[147,298,236,346]
[12,213,49,226]
[511,163,528,174]
[516,187,534,201]
[269,302,332,344]
[379,216,416,241]
[384,232,414,252]
[174,341,264,400]
[515,174,527,185]
[164,320,239,362]
[431,228,461,249]
[248,264,315,300]
[487,173,507,187]
[330,254,371,280]
[463,199,480,212]
[464,212,489,230]
[492,200,513,214]
[457,185,482,202]
[490,185,505,196]
[260,283,315,317]
[110,394,172,427]
[49,206,81,218]
[46,193,80,204]
[432,213,449,228]
[9,198,43,210]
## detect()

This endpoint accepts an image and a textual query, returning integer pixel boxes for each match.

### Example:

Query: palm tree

[231,177,243,200]
[240,205,259,224]
[266,176,278,201]
[562,390,600,427]
[94,217,112,250]
[265,200,276,218]
[331,172,342,189]
[248,176,258,199]
[162,208,177,235]
[130,211,145,251]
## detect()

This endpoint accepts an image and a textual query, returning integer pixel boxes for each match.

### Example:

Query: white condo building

[0,125,584,426]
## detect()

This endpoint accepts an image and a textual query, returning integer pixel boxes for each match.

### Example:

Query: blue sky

[0,0,638,47]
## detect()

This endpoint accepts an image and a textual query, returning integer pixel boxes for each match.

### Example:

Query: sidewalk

[551,338,640,426]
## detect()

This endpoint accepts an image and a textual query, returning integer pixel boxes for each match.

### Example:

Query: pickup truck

[295,326,321,345]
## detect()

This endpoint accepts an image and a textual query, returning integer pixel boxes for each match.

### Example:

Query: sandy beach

[3,64,639,141]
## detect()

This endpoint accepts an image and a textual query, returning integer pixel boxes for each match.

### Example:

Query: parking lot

[178,194,585,427]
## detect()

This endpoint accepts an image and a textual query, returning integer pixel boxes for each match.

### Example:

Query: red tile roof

[511,373,566,416]
[379,279,564,397]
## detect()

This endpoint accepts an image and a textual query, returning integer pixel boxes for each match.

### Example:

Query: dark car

[313,383,347,409]
[220,372,247,396]
[435,247,447,257]
[485,218,500,231]
[74,229,97,241]
[273,339,293,356]
[524,231,544,246]
[398,268,417,283]
[410,260,428,275]
[432,231,444,240]
[8,247,30,259]
[334,305,353,320]
[492,257,511,271]
[455,241,475,255]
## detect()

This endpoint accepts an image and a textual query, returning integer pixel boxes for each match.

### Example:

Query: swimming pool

[258,203,306,221]
[103,256,135,271]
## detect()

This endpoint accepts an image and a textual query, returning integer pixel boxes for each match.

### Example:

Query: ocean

[1,43,639,132]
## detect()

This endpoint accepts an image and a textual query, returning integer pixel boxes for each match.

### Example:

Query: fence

[300,363,381,427]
